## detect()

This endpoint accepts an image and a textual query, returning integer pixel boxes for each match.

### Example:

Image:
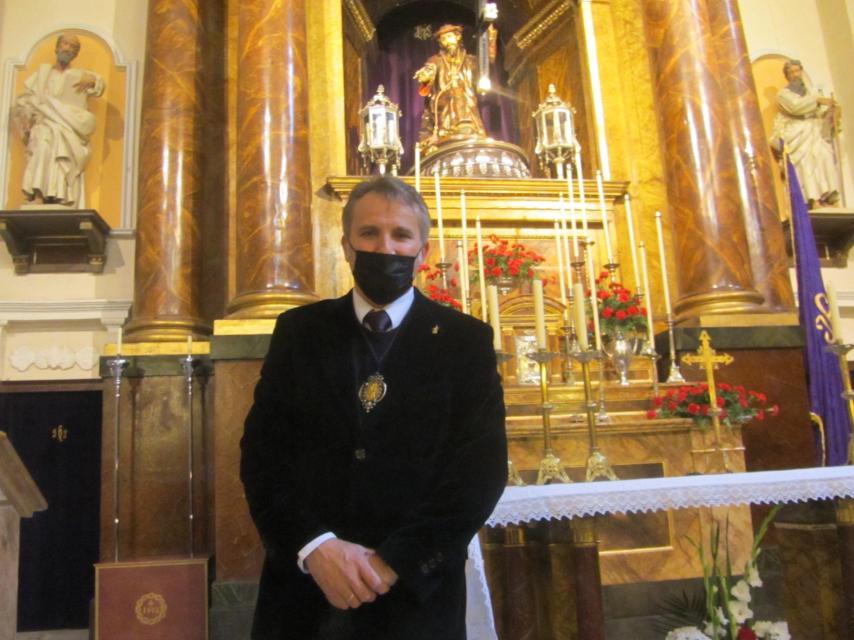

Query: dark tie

[363,309,392,333]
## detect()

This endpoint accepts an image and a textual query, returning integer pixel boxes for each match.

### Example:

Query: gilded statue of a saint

[414,24,486,150]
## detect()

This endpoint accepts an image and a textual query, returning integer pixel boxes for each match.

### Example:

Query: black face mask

[351,249,417,306]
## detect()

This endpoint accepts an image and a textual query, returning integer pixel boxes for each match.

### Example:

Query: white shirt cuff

[297,532,337,573]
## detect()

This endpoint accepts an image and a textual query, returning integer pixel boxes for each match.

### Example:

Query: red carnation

[737,626,757,640]
[598,289,609,299]
[687,403,701,415]
[491,267,502,276]
[615,310,627,321]
[653,396,664,407]
[646,409,657,419]
[770,404,780,416]
[627,305,639,315]
[603,307,614,319]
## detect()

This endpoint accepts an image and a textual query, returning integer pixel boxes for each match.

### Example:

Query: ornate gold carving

[513,0,572,52]
[343,0,375,46]
[134,592,167,626]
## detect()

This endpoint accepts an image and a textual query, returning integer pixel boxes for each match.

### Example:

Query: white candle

[559,193,574,293]
[456,240,469,314]
[567,165,579,258]
[639,241,656,350]
[116,327,123,355]
[476,217,488,322]
[554,222,568,319]
[624,193,642,294]
[827,284,843,342]
[434,171,446,263]
[414,144,421,192]
[573,282,589,350]
[488,285,502,350]
[655,211,673,317]
[460,190,470,311]
[533,279,548,350]
[596,170,614,265]
[586,241,602,350]
[575,149,588,235]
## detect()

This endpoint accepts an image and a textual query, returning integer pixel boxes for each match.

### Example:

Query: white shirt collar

[352,287,414,330]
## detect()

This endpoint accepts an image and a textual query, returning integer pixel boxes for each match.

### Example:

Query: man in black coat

[240,175,507,639]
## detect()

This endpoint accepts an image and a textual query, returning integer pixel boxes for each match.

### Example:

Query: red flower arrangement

[647,382,779,428]
[594,271,648,336]
[417,263,462,310]
[468,235,546,285]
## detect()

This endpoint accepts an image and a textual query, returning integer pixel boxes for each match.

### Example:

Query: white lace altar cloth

[487,466,854,526]
[466,466,854,639]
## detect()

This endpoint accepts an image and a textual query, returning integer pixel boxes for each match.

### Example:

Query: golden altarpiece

[92,0,847,638]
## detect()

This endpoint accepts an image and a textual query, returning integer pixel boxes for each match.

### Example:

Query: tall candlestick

[533,279,548,350]
[456,240,469,314]
[460,190,470,310]
[639,241,656,349]
[624,193,642,293]
[476,217,488,322]
[488,285,502,350]
[827,284,843,342]
[573,283,589,349]
[554,222,568,318]
[414,144,421,192]
[116,327,123,355]
[654,211,673,317]
[575,149,588,235]
[586,241,602,350]
[596,170,614,264]
[434,171,446,263]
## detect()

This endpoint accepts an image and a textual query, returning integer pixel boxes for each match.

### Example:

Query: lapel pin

[432,324,440,334]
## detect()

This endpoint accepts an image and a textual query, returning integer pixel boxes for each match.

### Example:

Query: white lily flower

[728,599,753,624]
[731,579,751,603]
[754,620,791,639]
[745,562,763,587]
[665,626,713,640]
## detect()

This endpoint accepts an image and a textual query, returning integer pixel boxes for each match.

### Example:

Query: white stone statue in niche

[772,58,841,209]
[12,33,105,208]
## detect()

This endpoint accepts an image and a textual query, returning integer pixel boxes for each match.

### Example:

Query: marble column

[125,0,211,341]
[227,0,316,318]
[642,0,763,319]
[707,0,795,312]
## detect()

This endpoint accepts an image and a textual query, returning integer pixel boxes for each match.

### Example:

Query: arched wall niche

[341,0,594,177]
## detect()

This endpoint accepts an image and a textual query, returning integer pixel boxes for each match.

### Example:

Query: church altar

[465,466,854,640]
